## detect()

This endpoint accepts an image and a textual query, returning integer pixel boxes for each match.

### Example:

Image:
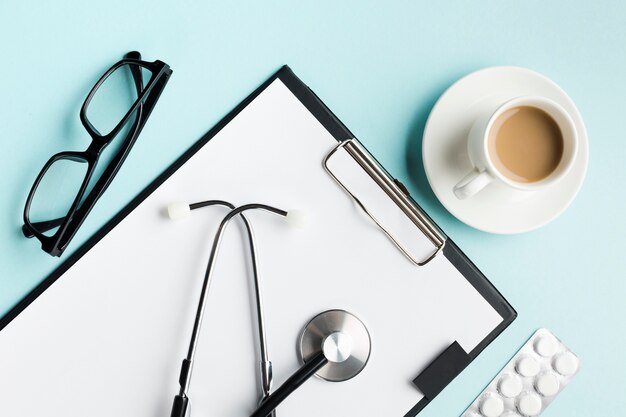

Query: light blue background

[1,1,624,416]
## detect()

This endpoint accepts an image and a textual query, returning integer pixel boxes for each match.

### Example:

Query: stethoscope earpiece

[167,202,191,221]
[284,209,308,229]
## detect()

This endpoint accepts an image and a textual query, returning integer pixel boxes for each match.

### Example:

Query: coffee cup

[453,96,578,199]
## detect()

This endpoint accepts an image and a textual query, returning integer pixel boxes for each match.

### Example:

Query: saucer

[422,66,588,234]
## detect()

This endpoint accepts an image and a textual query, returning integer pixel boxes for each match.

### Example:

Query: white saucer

[422,66,588,234]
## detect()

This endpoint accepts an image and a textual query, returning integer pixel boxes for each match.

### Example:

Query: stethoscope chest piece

[299,309,371,382]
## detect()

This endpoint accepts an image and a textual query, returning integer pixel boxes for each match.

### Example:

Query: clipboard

[0,66,516,417]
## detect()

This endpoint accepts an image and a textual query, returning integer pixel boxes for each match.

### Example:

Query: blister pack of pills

[462,329,580,417]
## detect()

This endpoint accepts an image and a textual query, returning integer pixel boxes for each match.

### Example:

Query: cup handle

[453,169,493,199]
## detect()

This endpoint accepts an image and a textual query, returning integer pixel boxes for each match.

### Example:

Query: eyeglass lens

[28,157,89,236]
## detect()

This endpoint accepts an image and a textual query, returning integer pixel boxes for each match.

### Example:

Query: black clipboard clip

[324,138,446,266]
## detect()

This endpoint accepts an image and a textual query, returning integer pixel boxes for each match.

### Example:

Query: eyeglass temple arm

[125,51,144,92]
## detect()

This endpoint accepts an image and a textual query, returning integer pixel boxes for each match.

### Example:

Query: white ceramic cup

[453,96,578,200]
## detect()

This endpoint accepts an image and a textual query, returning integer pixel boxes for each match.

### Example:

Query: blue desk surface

[1,1,624,415]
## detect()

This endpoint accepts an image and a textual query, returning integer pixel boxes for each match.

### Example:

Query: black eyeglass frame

[23,51,172,257]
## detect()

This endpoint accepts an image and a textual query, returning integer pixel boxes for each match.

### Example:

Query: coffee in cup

[453,96,578,199]
[488,106,563,184]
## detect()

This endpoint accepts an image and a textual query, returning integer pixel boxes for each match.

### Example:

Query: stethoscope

[166,200,371,417]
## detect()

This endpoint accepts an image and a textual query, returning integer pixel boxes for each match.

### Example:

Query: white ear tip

[285,210,307,229]
[167,202,191,221]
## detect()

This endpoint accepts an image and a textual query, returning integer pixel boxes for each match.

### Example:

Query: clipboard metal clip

[323,138,446,266]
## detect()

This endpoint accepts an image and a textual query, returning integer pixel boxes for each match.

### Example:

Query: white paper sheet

[0,79,503,417]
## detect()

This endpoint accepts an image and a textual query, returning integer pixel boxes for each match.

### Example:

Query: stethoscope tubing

[186,201,272,375]
[250,351,328,417]
[182,204,286,393]
[170,202,368,417]
[173,202,287,417]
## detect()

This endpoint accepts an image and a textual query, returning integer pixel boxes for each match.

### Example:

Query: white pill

[480,395,504,417]
[463,413,481,417]
[535,373,560,396]
[554,351,579,376]
[517,392,542,416]
[516,355,540,377]
[534,335,558,357]
[498,374,523,398]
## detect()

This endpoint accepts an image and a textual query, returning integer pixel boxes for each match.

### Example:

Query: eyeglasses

[22,51,172,257]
